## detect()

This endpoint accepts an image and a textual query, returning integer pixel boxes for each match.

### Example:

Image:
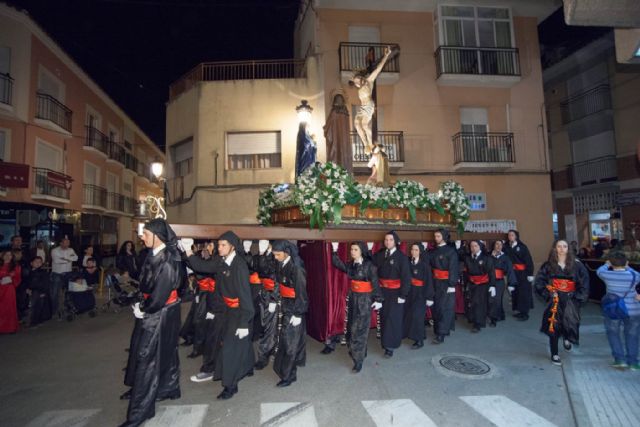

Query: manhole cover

[438,355,491,376]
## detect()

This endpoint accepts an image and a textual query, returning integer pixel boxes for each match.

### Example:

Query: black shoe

[513,313,523,318]
[489,320,497,328]
[432,335,444,344]
[321,346,334,354]
[156,393,180,402]
[516,314,529,321]
[244,370,254,378]
[276,378,295,387]
[383,349,393,358]
[352,361,363,373]
[119,389,132,400]
[217,387,237,400]
[563,339,573,351]
[187,351,202,359]
[471,327,480,333]
[411,340,424,349]
[254,360,268,370]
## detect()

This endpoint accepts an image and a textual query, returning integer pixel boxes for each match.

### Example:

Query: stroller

[101,270,140,313]
[63,272,97,321]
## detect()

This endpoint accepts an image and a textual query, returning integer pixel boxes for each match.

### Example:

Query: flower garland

[257,162,471,231]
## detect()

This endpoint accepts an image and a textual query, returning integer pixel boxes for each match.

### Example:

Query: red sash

[432,269,449,280]
[280,285,296,298]
[249,272,261,285]
[197,277,216,292]
[350,280,373,293]
[223,296,239,308]
[411,278,425,287]
[551,278,576,292]
[143,290,178,305]
[379,279,401,289]
[469,274,490,285]
[513,263,526,271]
[494,269,505,280]
[261,278,275,292]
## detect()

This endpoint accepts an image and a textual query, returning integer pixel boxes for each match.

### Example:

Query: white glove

[268,302,277,313]
[258,240,269,254]
[195,295,200,304]
[289,315,302,326]
[398,297,406,304]
[489,287,496,297]
[508,286,515,293]
[367,242,374,250]
[180,238,194,256]
[371,302,382,311]
[243,240,252,253]
[1,276,12,285]
[205,312,215,320]
[235,328,249,339]
[422,241,429,251]
[132,302,144,319]
[455,240,461,249]
[426,300,434,307]
[447,287,456,294]
[527,276,534,283]
[331,242,339,252]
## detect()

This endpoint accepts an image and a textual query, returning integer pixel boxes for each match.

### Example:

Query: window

[85,105,102,129]
[0,46,10,106]
[84,162,99,186]
[460,108,489,162]
[171,138,193,177]
[226,131,281,170]
[0,129,8,162]
[38,66,64,101]
[36,139,62,171]
[440,6,512,48]
[106,172,118,193]
[108,125,120,143]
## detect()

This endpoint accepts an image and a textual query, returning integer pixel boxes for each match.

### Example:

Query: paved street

[1,296,638,427]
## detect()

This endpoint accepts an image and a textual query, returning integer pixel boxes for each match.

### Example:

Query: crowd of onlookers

[0,234,149,334]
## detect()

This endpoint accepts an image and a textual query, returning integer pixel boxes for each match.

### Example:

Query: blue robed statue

[295,123,316,178]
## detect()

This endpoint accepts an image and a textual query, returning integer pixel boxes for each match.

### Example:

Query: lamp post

[147,159,168,220]
[296,99,313,124]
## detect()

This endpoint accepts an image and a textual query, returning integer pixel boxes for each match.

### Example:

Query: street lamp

[296,99,313,124]
[151,161,164,180]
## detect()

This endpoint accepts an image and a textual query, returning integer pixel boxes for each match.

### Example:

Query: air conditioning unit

[17,210,40,227]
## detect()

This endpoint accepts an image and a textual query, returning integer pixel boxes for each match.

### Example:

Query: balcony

[35,93,72,133]
[338,42,400,85]
[32,167,72,203]
[124,152,138,173]
[82,184,107,210]
[106,141,125,166]
[0,73,13,107]
[84,126,109,156]
[572,155,617,187]
[106,192,125,213]
[435,46,521,87]
[351,131,405,172]
[452,132,515,171]
[169,59,307,101]
[560,84,611,124]
[122,196,136,215]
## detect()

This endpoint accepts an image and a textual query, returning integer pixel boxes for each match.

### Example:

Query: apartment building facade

[0,3,163,260]
[166,0,559,262]
[545,31,640,247]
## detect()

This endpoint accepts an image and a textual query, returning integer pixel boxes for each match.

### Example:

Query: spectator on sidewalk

[24,256,51,327]
[82,245,95,268]
[0,250,21,333]
[597,252,640,370]
[50,236,78,318]
[117,241,138,280]
[30,240,49,266]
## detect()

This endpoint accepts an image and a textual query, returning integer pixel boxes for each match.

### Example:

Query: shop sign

[464,219,516,234]
[0,162,29,188]
[616,192,640,207]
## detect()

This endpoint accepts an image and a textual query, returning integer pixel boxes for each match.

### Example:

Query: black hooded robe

[428,243,460,337]
[504,240,535,315]
[244,251,265,341]
[122,244,184,427]
[373,247,412,350]
[331,251,382,365]
[490,253,517,321]
[255,251,280,365]
[463,252,495,329]
[404,254,434,342]
[273,257,308,383]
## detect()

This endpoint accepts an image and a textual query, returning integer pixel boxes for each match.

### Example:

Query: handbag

[601,272,638,320]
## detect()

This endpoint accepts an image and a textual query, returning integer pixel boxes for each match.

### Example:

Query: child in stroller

[103,268,140,311]
[64,268,97,321]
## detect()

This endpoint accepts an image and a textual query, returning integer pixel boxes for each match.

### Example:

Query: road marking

[25,409,101,427]
[460,395,557,427]
[361,399,438,427]
[143,405,209,427]
[260,402,318,427]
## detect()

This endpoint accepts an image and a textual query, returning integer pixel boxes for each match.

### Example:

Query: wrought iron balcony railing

[123,196,136,215]
[106,192,125,212]
[560,84,611,124]
[435,46,520,78]
[339,42,400,74]
[36,93,72,132]
[83,184,107,208]
[572,155,617,187]
[0,73,13,106]
[453,132,515,164]
[85,126,109,155]
[107,141,125,165]
[351,131,405,163]
[124,152,138,172]
[33,167,72,200]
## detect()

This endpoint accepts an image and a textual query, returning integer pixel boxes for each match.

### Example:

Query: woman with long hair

[0,250,21,333]
[117,241,138,280]
[403,242,434,348]
[534,239,590,366]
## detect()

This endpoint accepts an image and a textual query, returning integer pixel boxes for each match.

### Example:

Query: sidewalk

[562,303,640,427]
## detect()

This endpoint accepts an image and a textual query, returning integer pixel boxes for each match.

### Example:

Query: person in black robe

[504,229,535,321]
[373,231,411,358]
[254,240,280,370]
[490,240,517,324]
[463,240,495,333]
[326,241,382,372]
[25,256,51,326]
[186,231,254,399]
[534,239,589,366]
[119,219,184,427]
[272,240,308,387]
[428,228,459,344]
[403,242,434,348]
[242,240,264,341]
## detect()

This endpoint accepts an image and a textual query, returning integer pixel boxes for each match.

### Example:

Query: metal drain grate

[439,355,491,376]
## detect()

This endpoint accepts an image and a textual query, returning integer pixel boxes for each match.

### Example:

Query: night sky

[7,0,300,147]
